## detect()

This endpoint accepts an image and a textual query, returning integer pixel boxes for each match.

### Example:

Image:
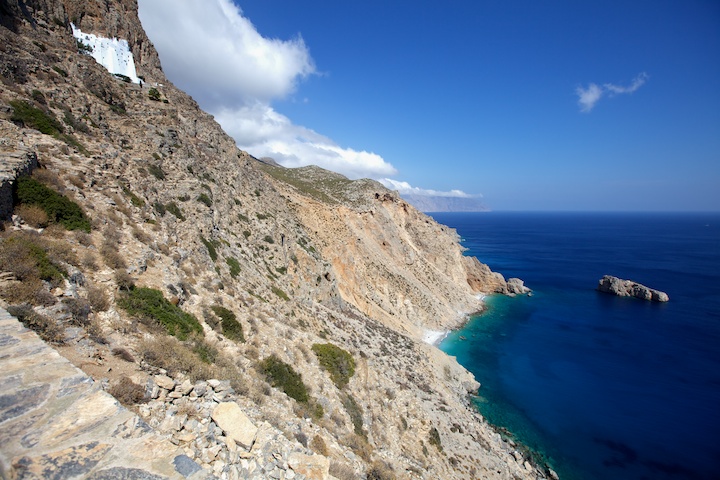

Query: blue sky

[139,0,720,211]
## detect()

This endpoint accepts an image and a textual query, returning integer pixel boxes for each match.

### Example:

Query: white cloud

[138,0,314,109]
[576,73,648,112]
[604,72,649,95]
[214,103,397,179]
[576,83,604,112]
[137,0,400,180]
[379,179,477,198]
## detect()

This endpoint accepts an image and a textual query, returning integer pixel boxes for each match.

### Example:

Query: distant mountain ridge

[401,194,490,212]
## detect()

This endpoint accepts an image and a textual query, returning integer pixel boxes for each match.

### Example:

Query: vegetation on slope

[117,287,202,340]
[16,176,91,232]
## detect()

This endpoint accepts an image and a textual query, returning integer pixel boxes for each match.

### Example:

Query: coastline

[437,292,560,479]
[422,293,488,346]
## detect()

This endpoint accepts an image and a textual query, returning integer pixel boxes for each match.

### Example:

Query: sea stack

[597,275,669,302]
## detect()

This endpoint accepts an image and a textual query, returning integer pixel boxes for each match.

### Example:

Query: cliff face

[0,2,543,479]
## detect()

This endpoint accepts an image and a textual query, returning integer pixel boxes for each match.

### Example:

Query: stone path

[0,306,212,479]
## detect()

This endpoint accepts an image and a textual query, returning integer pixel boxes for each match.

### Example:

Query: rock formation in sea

[0,1,547,479]
[597,275,669,302]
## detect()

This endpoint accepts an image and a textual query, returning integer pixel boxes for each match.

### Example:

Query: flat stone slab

[0,307,211,479]
[211,401,258,449]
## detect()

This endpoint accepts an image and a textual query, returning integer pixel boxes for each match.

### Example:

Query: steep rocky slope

[0,1,546,479]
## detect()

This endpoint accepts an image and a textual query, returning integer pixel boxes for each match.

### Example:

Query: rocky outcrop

[597,275,669,302]
[0,144,38,220]
[506,277,531,295]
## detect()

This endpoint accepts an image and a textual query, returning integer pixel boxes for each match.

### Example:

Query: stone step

[0,307,212,479]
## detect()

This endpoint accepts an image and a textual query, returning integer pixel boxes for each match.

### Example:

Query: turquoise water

[433,212,720,480]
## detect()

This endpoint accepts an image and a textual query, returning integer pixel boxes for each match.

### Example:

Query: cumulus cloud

[576,73,648,112]
[138,0,314,109]
[214,103,397,179]
[379,179,477,198]
[137,0,396,179]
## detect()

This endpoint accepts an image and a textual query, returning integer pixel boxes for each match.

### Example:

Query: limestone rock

[597,275,669,302]
[211,402,258,450]
[506,278,531,295]
[154,374,176,390]
[287,452,330,480]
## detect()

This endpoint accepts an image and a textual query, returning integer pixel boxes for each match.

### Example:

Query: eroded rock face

[597,275,669,302]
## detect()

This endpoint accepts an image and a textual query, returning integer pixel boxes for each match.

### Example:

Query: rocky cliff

[0,1,547,479]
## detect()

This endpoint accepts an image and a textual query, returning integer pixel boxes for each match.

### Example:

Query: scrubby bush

[271,286,289,301]
[148,163,165,180]
[166,202,185,220]
[312,343,356,389]
[108,376,146,406]
[199,235,218,261]
[117,287,202,340]
[10,100,63,135]
[197,193,212,207]
[343,394,365,437]
[15,204,49,227]
[225,256,241,278]
[16,176,91,232]
[210,305,245,342]
[258,354,309,404]
[0,231,66,286]
[148,88,161,101]
[111,347,135,363]
[429,426,443,452]
[7,304,64,344]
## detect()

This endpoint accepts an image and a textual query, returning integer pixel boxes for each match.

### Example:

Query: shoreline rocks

[597,275,669,302]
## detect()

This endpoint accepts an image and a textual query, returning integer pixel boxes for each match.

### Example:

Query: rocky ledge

[597,275,669,302]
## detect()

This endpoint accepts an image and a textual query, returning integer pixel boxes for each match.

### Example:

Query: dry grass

[6,304,65,344]
[108,376,146,406]
[16,204,49,228]
[111,346,135,362]
[310,435,329,456]
[86,285,110,312]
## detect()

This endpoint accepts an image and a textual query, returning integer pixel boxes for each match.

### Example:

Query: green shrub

[153,201,166,216]
[210,305,244,342]
[166,202,185,220]
[271,286,289,301]
[263,235,274,244]
[259,354,309,403]
[243,230,251,239]
[148,88,161,101]
[237,213,249,222]
[52,65,68,77]
[76,39,93,54]
[148,164,165,180]
[113,73,131,83]
[10,100,63,135]
[225,256,241,278]
[343,394,365,437]
[429,426,443,452]
[312,343,356,389]
[121,185,145,207]
[117,287,202,340]
[197,193,212,207]
[200,235,218,261]
[16,176,91,232]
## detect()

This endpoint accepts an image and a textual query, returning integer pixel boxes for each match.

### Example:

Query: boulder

[211,402,258,450]
[597,275,669,302]
[288,452,330,480]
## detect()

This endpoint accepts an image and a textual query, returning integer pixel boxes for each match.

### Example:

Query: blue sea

[430,212,720,480]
